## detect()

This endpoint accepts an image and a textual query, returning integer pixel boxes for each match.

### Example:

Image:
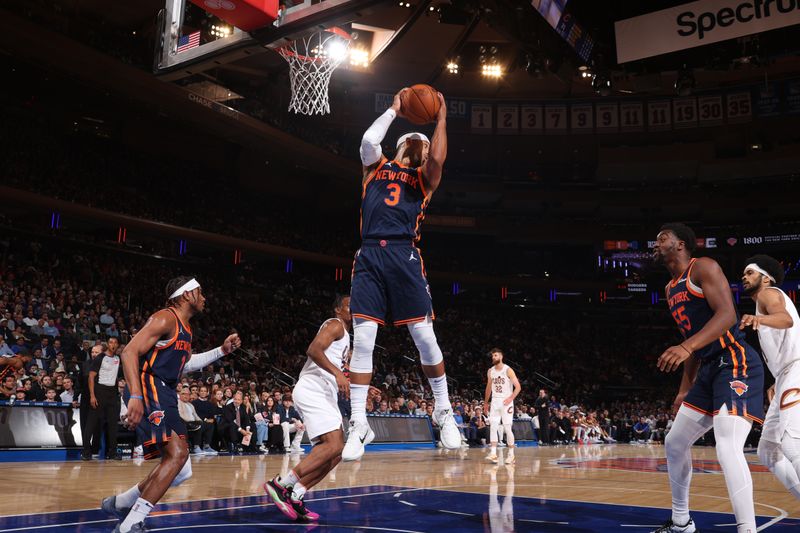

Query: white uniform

[292,318,350,442]
[758,287,800,443]
[489,364,514,426]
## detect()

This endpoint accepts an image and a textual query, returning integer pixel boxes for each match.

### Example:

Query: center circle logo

[204,0,236,10]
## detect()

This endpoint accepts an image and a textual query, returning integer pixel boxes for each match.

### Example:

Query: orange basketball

[400,84,441,125]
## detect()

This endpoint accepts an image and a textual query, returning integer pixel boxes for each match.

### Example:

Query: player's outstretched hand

[335,370,350,399]
[739,314,761,330]
[657,344,692,372]
[392,88,408,118]
[222,333,242,355]
[436,92,446,122]
[126,398,144,429]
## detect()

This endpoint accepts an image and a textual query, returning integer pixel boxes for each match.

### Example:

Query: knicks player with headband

[344,87,461,461]
[101,276,241,533]
[484,348,521,464]
[652,223,763,533]
[265,295,352,523]
[740,255,800,502]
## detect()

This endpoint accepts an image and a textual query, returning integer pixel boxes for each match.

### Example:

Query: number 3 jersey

[361,156,430,242]
[666,258,749,363]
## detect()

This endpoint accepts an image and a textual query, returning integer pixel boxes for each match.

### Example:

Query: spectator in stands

[178,386,207,455]
[0,374,16,399]
[377,400,390,415]
[223,391,254,454]
[11,337,27,355]
[469,406,489,446]
[254,393,282,453]
[60,376,78,406]
[37,337,56,360]
[191,385,218,455]
[632,415,651,443]
[44,387,58,403]
[0,338,13,357]
[29,349,48,375]
[277,394,304,453]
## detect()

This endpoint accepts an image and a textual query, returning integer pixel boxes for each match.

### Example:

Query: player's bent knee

[170,456,193,487]
[407,318,443,366]
[351,319,378,373]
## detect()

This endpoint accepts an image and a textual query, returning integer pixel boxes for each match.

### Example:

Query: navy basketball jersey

[666,258,747,362]
[140,308,192,388]
[360,156,430,241]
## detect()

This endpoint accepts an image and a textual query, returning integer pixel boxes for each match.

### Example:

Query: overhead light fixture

[350,47,369,68]
[446,61,459,74]
[675,64,695,96]
[482,63,502,78]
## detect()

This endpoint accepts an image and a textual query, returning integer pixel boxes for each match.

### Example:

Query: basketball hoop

[277,27,351,115]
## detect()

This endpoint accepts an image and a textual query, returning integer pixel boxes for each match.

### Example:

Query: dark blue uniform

[133,308,192,459]
[666,259,763,423]
[351,156,434,326]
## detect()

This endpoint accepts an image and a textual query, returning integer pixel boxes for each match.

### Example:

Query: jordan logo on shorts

[409,252,418,261]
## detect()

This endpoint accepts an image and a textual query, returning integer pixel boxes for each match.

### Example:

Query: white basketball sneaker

[433,408,461,449]
[342,419,374,461]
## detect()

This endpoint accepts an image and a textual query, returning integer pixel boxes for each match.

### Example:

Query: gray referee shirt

[90,354,121,387]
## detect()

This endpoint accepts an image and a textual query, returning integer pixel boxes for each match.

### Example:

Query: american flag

[177,31,201,53]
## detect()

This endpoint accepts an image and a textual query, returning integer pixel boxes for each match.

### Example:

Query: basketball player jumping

[484,348,521,464]
[740,255,800,500]
[343,88,461,460]
[101,277,241,533]
[653,223,763,533]
[265,295,352,523]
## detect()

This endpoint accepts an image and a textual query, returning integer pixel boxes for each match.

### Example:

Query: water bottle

[8,395,15,406]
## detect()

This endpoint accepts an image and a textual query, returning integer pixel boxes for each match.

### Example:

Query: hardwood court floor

[1,444,798,531]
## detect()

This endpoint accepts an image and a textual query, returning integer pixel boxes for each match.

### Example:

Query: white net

[277,29,351,115]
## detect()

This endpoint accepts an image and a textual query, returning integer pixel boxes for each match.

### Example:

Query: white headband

[744,263,775,283]
[396,132,430,148]
[169,278,200,299]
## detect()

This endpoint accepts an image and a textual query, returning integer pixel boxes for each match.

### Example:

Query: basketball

[400,84,441,125]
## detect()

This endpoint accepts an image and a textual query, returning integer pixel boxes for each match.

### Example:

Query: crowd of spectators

[0,229,718,455]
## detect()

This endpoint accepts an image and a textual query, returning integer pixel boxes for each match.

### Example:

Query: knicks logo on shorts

[729,380,748,397]
[780,389,800,410]
[148,410,166,426]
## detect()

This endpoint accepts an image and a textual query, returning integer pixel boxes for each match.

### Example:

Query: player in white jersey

[484,348,521,464]
[265,295,352,523]
[740,255,800,500]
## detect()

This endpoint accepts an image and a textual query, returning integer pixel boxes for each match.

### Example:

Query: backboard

[155,0,387,80]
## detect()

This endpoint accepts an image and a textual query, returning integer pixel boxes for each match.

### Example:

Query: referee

[81,342,122,460]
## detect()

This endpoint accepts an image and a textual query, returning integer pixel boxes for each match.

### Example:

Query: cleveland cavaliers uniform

[756,287,800,444]
[350,156,434,326]
[132,308,192,459]
[292,318,350,442]
[489,364,514,425]
[666,259,764,422]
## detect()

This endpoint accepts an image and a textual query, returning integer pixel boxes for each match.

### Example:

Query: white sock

[350,384,368,424]
[116,484,141,509]
[120,498,153,532]
[428,374,451,412]
[292,482,307,501]
[278,470,299,488]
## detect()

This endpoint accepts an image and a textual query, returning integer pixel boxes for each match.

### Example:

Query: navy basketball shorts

[128,376,187,459]
[350,239,434,326]
[683,344,764,424]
